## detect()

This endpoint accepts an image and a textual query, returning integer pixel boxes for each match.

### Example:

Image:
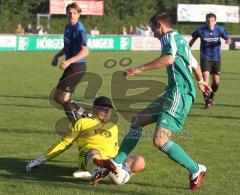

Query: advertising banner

[50,0,104,15]
[87,36,131,51]
[17,36,64,51]
[0,36,17,51]
[177,4,239,23]
[0,35,231,51]
[229,37,240,50]
[16,35,131,51]
[131,36,161,51]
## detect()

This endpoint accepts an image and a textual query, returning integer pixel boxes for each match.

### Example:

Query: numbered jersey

[160,30,196,101]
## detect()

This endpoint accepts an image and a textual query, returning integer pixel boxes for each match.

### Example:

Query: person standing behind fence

[24,24,33,35]
[15,23,24,35]
[90,26,100,36]
[51,2,90,123]
[189,13,231,109]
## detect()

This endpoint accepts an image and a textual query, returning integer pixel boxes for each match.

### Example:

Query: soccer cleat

[205,98,215,109]
[204,92,215,109]
[189,164,207,190]
[206,101,215,109]
[73,170,92,178]
[93,158,122,174]
[26,155,46,172]
[89,167,109,185]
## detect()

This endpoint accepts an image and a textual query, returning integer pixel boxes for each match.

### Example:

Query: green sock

[160,140,199,174]
[113,127,142,164]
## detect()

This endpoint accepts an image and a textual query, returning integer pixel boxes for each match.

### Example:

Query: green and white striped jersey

[160,30,197,101]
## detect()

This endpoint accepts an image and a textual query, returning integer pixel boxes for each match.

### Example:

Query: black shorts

[57,62,86,93]
[200,60,221,75]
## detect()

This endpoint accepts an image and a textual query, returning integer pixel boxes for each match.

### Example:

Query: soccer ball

[109,165,131,185]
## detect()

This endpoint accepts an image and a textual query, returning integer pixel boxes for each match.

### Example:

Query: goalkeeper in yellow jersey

[26,96,145,183]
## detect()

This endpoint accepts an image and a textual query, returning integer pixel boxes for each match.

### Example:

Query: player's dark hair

[206,13,216,20]
[66,2,82,13]
[150,11,172,28]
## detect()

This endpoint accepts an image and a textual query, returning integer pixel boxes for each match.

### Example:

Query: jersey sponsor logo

[94,128,112,138]
[203,37,219,42]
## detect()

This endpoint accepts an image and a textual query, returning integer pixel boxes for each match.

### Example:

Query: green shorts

[147,91,193,132]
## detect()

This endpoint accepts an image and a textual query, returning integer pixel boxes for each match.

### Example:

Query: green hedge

[0,0,239,35]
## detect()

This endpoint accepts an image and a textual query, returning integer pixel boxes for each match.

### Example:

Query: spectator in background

[128,26,135,35]
[136,24,147,36]
[122,27,128,35]
[136,24,153,36]
[37,25,47,35]
[24,24,33,35]
[144,25,153,36]
[15,23,24,35]
[90,26,100,36]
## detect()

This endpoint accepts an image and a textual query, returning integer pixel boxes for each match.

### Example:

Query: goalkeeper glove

[26,155,46,172]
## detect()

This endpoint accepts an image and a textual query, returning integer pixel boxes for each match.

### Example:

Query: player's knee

[131,116,143,128]
[54,93,69,104]
[131,116,138,126]
[153,136,168,149]
[86,149,102,174]
[132,156,145,172]
[127,156,145,173]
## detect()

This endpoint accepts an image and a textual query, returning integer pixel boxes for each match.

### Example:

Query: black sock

[211,83,219,93]
[62,100,81,123]
[203,92,209,101]
[210,83,219,100]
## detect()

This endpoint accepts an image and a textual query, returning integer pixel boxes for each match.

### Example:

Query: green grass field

[0,51,239,194]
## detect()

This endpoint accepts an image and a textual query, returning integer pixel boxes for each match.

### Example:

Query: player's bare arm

[123,54,173,78]
[51,48,65,66]
[189,37,197,47]
[59,46,89,70]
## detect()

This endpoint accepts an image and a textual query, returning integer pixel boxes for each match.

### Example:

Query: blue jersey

[192,24,229,61]
[64,21,87,63]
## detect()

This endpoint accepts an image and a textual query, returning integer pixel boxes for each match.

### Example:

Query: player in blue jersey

[189,13,231,108]
[51,3,90,123]
[93,12,211,190]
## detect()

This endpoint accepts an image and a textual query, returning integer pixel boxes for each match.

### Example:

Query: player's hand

[225,38,232,45]
[123,67,142,78]
[59,61,71,70]
[51,55,58,66]
[197,81,212,93]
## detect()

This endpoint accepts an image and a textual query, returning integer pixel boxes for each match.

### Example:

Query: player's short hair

[150,11,172,29]
[66,2,82,13]
[206,13,216,20]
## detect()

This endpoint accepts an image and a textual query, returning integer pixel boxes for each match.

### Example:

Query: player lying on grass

[92,12,212,190]
[26,96,145,184]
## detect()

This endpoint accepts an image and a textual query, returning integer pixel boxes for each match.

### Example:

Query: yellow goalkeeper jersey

[44,117,119,160]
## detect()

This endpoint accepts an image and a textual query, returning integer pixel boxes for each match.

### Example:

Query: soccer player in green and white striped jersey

[93,12,211,190]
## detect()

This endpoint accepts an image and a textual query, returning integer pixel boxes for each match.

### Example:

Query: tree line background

[0,0,239,35]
